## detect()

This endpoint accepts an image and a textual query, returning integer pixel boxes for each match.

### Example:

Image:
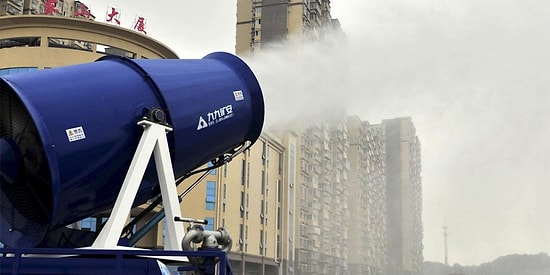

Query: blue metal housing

[0,52,264,247]
[0,247,234,275]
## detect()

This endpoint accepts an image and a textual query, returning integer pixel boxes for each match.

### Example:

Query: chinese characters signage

[43,0,59,15]
[74,2,91,18]
[42,1,150,36]
[43,0,90,18]
[132,16,147,34]
[105,7,121,25]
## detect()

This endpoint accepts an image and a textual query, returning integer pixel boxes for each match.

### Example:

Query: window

[278,152,283,175]
[310,13,318,21]
[205,217,214,231]
[278,179,282,202]
[81,217,97,232]
[207,161,216,175]
[0,67,38,76]
[241,160,246,185]
[0,37,41,49]
[277,207,282,229]
[261,171,266,195]
[276,235,281,259]
[96,43,136,58]
[205,181,216,210]
[48,37,93,52]
[240,191,245,218]
[239,224,244,251]
[162,218,166,245]
[260,229,264,255]
[223,183,227,212]
[260,200,265,224]
[246,194,250,219]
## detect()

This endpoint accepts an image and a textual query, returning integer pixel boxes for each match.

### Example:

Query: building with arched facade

[0,15,177,75]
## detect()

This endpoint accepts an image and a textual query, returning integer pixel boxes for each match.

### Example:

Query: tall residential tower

[296,117,350,274]
[236,0,340,55]
[347,116,388,275]
[383,117,423,275]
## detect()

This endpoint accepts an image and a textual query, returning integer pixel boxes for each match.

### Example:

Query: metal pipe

[128,169,211,246]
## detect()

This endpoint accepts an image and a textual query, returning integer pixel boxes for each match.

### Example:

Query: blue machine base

[0,248,233,275]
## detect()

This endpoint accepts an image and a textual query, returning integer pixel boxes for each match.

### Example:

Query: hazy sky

[88,0,550,266]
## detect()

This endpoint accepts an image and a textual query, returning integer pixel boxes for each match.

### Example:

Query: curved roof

[0,15,178,69]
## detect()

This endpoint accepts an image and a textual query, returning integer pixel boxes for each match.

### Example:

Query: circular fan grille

[0,80,52,232]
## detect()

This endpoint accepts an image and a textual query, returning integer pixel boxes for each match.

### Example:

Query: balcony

[309,226,321,235]
[5,0,23,15]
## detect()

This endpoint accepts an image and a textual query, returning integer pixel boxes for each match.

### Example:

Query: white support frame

[92,120,184,250]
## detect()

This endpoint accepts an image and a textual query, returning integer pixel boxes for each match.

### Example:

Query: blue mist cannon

[0,52,264,248]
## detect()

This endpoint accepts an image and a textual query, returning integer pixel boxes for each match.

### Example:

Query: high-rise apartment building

[276,130,300,275]
[296,117,350,274]
[383,117,423,275]
[346,116,423,275]
[235,0,340,55]
[347,116,387,275]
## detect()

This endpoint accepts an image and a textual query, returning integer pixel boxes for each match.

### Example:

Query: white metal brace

[92,120,184,250]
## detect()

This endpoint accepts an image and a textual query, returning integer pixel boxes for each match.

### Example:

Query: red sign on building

[43,0,59,15]
[75,2,91,18]
[105,7,121,25]
[133,16,147,34]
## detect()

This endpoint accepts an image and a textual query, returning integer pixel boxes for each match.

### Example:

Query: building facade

[296,118,350,274]
[1,1,176,74]
[346,116,423,275]
[169,133,289,275]
[382,117,423,275]
[235,0,340,55]
[0,0,93,17]
[347,116,388,275]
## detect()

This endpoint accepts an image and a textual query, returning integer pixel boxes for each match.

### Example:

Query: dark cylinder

[0,52,264,247]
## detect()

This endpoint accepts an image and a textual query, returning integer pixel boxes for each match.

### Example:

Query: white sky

[88,0,550,266]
